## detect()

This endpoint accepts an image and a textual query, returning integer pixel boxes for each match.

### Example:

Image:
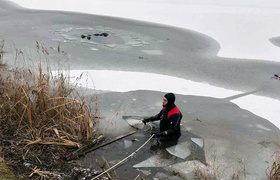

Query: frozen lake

[10,0,279,128]
[9,0,280,62]
[2,1,280,179]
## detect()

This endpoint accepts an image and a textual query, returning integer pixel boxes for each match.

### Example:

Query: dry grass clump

[0,153,15,180]
[0,63,94,148]
[268,152,280,180]
[0,43,99,178]
[194,167,216,180]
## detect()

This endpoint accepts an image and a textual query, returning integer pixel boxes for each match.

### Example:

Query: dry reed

[0,62,95,147]
[268,152,280,180]
[0,43,98,179]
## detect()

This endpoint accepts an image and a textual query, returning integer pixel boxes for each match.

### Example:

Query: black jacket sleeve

[145,111,161,122]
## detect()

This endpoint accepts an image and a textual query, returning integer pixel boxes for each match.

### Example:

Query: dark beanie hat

[164,93,175,106]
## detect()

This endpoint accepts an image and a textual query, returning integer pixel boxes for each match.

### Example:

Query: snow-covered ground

[58,70,280,129]
[9,0,280,129]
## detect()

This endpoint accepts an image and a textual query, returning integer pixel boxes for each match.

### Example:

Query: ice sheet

[124,139,132,149]
[10,0,280,62]
[125,118,144,129]
[133,154,175,168]
[191,138,204,148]
[166,141,192,160]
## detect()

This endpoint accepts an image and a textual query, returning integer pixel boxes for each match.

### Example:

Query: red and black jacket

[147,104,182,138]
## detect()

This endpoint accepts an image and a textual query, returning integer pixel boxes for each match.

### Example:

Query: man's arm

[142,111,161,124]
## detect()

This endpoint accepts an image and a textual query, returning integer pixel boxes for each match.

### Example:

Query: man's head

[163,93,176,107]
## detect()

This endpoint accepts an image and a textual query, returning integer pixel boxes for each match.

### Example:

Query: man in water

[142,93,183,141]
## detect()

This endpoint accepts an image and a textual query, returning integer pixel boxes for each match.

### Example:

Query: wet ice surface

[2,2,280,179]
[10,0,280,62]
[49,69,280,180]
[191,137,204,148]
[54,25,153,52]
[166,141,192,160]
[123,139,132,149]
[122,117,203,164]
[165,137,205,160]
[122,116,153,132]
[133,152,177,168]
[78,111,207,179]
[123,118,144,129]
[85,90,280,179]
[66,89,279,179]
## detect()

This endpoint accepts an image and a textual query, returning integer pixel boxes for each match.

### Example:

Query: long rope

[91,134,155,180]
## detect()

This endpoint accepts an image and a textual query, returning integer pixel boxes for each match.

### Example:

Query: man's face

[163,97,168,106]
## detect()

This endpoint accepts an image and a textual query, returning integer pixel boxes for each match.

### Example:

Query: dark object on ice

[132,138,138,142]
[87,34,91,40]
[93,32,109,37]
[81,34,91,40]
[101,32,109,37]
[272,74,280,80]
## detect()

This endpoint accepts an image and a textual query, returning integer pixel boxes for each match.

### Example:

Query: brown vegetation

[0,43,99,179]
[268,152,280,180]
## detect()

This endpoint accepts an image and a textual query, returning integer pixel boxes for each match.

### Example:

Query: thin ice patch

[80,39,98,45]
[124,118,145,129]
[56,27,73,33]
[141,50,163,55]
[90,47,99,51]
[75,27,94,31]
[122,116,152,131]
[191,138,204,148]
[142,41,150,45]
[166,141,191,160]
[137,169,151,176]
[60,34,76,41]
[127,41,142,46]
[133,154,175,168]
[124,139,133,149]
[104,44,116,48]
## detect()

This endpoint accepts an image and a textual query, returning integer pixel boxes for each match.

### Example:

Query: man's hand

[155,131,168,138]
[151,129,159,135]
[151,129,167,138]
[142,118,149,125]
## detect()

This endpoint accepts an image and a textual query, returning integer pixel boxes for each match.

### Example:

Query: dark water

[79,126,206,179]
